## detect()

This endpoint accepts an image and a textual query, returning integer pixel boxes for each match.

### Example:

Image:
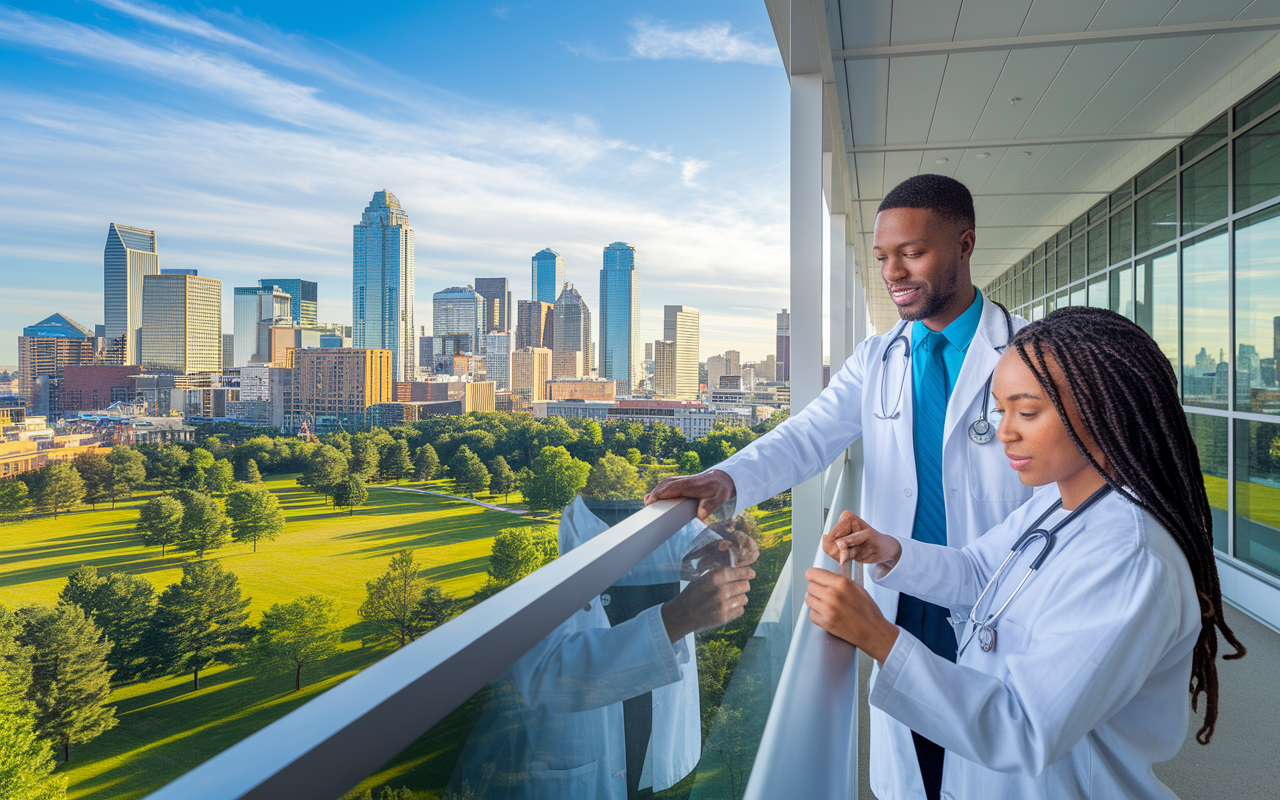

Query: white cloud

[627,18,777,66]
[681,158,711,186]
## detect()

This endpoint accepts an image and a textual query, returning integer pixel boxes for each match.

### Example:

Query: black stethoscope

[954,484,1113,657]
[873,302,1015,445]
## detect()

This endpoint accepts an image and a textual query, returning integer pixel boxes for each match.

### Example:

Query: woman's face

[991,347,1107,489]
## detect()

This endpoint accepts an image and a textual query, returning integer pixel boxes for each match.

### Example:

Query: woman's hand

[804,568,899,663]
[822,510,903,570]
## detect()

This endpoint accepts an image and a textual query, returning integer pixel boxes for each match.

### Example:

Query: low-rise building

[534,399,613,421]
[607,399,716,441]
[547,377,616,402]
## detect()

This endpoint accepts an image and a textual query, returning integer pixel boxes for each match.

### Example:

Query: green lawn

[0,474,545,800]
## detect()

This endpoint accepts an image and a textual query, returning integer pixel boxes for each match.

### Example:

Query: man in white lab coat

[647,174,1032,800]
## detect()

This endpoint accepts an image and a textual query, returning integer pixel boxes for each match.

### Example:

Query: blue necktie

[912,332,948,546]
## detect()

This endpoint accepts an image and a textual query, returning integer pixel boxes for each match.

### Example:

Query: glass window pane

[1134,177,1177,255]
[1237,73,1280,129]
[1088,225,1108,274]
[1110,182,1133,208]
[1056,289,1068,311]
[1070,238,1087,282]
[1088,197,1109,225]
[1070,215,1087,237]
[1136,248,1178,387]
[1070,282,1086,308]
[1188,413,1228,553]
[1236,419,1280,573]
[1110,264,1134,320]
[1234,204,1280,413]
[1181,146,1227,234]
[1182,228,1230,409]
[1110,205,1132,265]
[1032,302,1045,321]
[1135,150,1176,194]
[1235,111,1280,212]
[1181,114,1228,163]
[1087,274,1108,308]
[1056,248,1070,288]
[1032,260,1044,299]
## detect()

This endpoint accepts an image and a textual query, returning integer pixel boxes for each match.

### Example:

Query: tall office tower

[474,278,512,333]
[761,354,777,382]
[706,354,727,394]
[776,309,791,383]
[485,332,513,390]
[141,272,222,374]
[103,223,159,366]
[289,348,392,433]
[516,300,554,350]
[433,286,485,354]
[663,305,700,396]
[724,350,741,376]
[653,340,677,397]
[222,335,234,370]
[599,241,642,391]
[233,285,293,367]
[259,279,318,326]
[532,248,565,304]
[511,347,552,404]
[353,190,416,382]
[17,313,97,403]
[553,283,592,379]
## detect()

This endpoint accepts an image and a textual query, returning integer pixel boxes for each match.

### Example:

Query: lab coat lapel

[943,297,1005,442]
[893,324,916,475]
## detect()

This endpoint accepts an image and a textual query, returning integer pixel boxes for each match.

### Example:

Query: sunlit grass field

[0,474,541,800]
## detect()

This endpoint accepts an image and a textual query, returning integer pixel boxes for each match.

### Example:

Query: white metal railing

[144,498,698,800]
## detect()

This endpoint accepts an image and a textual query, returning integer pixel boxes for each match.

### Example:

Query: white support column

[790,70,824,621]
[823,210,848,513]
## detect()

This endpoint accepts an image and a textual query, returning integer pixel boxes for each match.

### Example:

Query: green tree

[581,452,645,501]
[332,476,368,516]
[105,446,146,508]
[449,445,489,498]
[57,567,155,683]
[33,463,84,520]
[17,604,117,762]
[0,480,33,522]
[624,447,642,466]
[205,459,235,495]
[251,595,341,692]
[136,495,184,558]
[348,438,378,482]
[518,446,591,511]
[71,452,111,510]
[299,445,348,502]
[225,484,286,553]
[378,440,412,484]
[696,638,741,740]
[414,443,439,482]
[175,491,230,558]
[488,456,515,501]
[0,670,67,800]
[487,528,542,586]
[148,444,188,489]
[242,458,262,484]
[677,451,702,476]
[357,550,426,648]
[180,447,214,492]
[144,560,251,690]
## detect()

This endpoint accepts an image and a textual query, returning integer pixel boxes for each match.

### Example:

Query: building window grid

[986,85,1280,584]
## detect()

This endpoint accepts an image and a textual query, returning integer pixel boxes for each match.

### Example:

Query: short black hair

[878,174,975,231]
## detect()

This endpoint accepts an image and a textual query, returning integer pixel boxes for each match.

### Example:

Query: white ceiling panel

[1020,0,1106,36]
[979,150,1053,193]
[1007,143,1094,189]
[885,55,948,141]
[1090,0,1179,30]
[1042,142,1132,189]
[853,152,887,198]
[844,59,890,145]
[928,52,1009,141]
[890,0,963,44]
[1163,0,1256,26]
[883,150,927,191]
[954,0,1036,40]
[837,0,893,48]
[970,46,1074,140]
[1240,0,1280,21]
[1019,42,1137,136]
[951,148,1009,187]
[1065,37,1208,136]
[919,148,967,176]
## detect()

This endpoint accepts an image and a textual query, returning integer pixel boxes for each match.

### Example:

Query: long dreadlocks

[1010,305,1245,745]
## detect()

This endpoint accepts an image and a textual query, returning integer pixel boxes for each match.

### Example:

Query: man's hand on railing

[645,469,736,522]
[822,510,902,572]
[804,568,900,663]
[661,565,756,643]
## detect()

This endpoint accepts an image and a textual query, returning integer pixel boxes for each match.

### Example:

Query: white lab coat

[870,487,1200,799]
[447,497,704,800]
[716,294,1033,800]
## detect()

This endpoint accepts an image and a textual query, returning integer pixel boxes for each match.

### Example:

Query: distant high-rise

[233,285,292,367]
[259,279,317,326]
[103,223,159,365]
[553,283,592,379]
[532,248,565,304]
[433,286,485,354]
[141,272,222,374]
[485,332,513,390]
[724,350,741,376]
[516,300,554,351]
[511,347,552,404]
[776,309,791,383]
[222,334,234,370]
[706,354,727,394]
[599,242,641,393]
[353,190,416,382]
[654,340,677,397]
[17,313,97,404]
[475,278,512,334]
[663,305,700,396]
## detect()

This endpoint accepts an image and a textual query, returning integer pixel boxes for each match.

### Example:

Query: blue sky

[0,1,790,367]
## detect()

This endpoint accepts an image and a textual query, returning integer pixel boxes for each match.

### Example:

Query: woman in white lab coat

[807,307,1247,799]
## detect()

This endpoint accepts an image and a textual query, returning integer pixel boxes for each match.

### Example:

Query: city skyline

[353,190,416,383]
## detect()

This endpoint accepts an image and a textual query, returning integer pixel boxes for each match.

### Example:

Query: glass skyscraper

[258,278,317,326]
[553,283,592,379]
[103,223,159,366]
[432,286,485,356]
[140,272,222,374]
[474,277,512,333]
[532,248,564,304]
[233,285,292,367]
[353,190,416,382]
[599,241,641,393]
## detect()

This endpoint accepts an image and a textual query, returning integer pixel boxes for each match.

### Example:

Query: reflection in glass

[1031,302,1045,321]
[1088,225,1107,275]
[1189,413,1229,553]
[1183,229,1229,409]
[1087,275,1108,309]
[1110,264,1133,320]
[1110,204,1132,266]
[1181,146,1227,234]
[1235,111,1280,212]
[1137,248,1178,389]
[1235,204,1280,414]
[1070,282,1086,308]
[1135,177,1177,255]
[1236,419,1280,576]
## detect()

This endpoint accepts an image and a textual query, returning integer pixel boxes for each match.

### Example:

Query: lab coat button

[903,488,913,497]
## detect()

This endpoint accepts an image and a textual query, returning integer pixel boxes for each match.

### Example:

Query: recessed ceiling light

[934,157,949,165]
[974,152,990,159]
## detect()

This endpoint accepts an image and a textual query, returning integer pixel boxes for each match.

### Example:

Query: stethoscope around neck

[874,301,1015,445]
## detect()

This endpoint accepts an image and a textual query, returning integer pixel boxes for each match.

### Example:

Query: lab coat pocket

[523,759,600,799]
[966,438,1027,503]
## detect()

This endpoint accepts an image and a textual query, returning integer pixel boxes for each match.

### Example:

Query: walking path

[375,484,528,515]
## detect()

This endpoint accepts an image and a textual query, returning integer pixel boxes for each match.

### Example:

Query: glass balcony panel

[1110,264,1134,320]
[1183,228,1230,409]
[1235,419,1280,575]
[1235,110,1280,211]
[1135,247,1178,388]
[1135,177,1177,255]
[1087,275,1108,309]
[1070,238,1087,282]
[1110,204,1133,265]
[1181,146,1228,234]
[1234,204,1280,413]
[1188,413,1229,553]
